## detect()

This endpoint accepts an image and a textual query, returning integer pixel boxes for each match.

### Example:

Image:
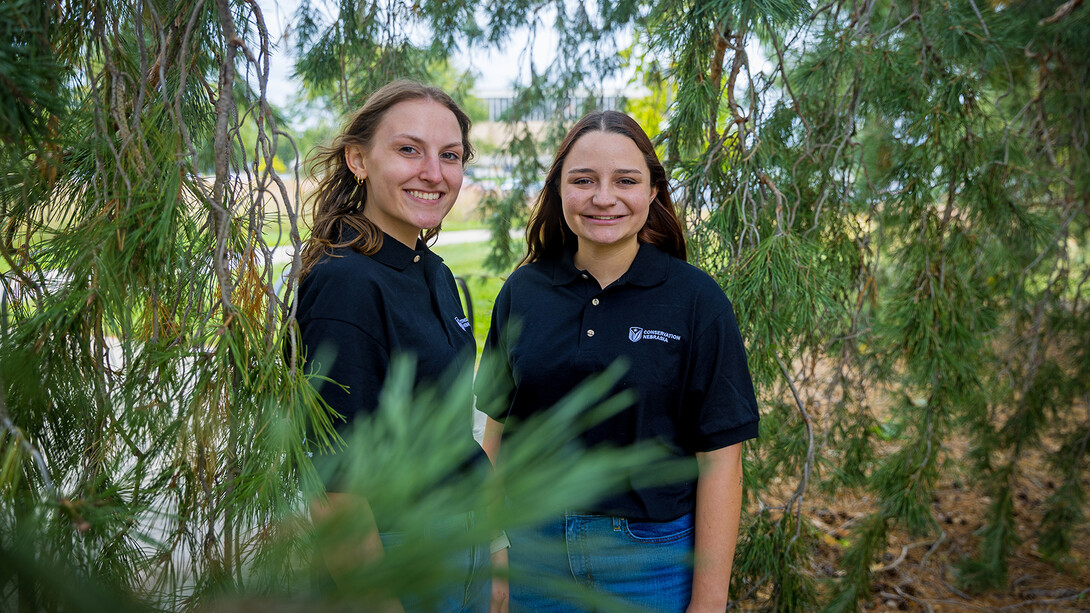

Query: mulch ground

[753,423,1090,611]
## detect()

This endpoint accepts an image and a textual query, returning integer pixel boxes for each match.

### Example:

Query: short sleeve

[300,317,389,423]
[682,302,760,452]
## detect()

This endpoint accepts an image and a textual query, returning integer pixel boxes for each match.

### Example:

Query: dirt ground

[772,430,1090,611]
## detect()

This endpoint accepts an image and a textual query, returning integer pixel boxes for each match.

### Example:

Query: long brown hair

[521,110,685,266]
[299,80,475,277]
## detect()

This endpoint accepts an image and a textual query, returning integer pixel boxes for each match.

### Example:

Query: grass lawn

[432,239,512,356]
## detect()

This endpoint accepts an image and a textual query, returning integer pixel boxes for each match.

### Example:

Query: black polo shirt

[476,243,759,522]
[296,230,483,488]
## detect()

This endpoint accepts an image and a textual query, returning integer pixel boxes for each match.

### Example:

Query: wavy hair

[521,110,685,266]
[299,80,474,278]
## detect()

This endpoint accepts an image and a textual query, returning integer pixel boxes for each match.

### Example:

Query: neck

[574,239,640,289]
[365,211,420,249]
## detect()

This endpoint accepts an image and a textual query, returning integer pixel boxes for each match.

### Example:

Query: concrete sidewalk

[268,228,500,265]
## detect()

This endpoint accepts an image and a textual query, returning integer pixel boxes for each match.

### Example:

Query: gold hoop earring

[355,174,364,186]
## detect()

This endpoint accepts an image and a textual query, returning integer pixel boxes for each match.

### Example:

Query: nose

[419,154,442,183]
[591,185,616,206]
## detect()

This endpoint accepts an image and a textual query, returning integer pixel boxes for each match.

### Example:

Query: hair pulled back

[299,80,474,278]
[521,110,685,267]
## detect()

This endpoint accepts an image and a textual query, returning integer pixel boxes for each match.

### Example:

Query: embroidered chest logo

[629,326,681,344]
[455,316,471,331]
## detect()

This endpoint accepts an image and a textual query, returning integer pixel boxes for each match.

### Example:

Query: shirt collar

[341,224,437,271]
[549,242,670,288]
[371,234,438,271]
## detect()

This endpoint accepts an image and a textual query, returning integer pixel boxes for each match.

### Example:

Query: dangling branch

[211,0,242,313]
[776,352,815,545]
[708,21,729,144]
[0,382,56,500]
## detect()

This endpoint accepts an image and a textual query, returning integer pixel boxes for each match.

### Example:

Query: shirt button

[581,273,589,279]
[413,255,421,263]
[586,329,595,337]
[591,298,600,306]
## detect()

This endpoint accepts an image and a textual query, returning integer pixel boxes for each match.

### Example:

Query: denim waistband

[565,510,694,523]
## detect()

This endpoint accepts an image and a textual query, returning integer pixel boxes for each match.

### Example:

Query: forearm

[482,417,510,612]
[482,415,505,466]
[688,443,744,612]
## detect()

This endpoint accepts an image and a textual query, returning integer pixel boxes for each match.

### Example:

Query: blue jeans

[509,512,695,613]
[380,512,490,612]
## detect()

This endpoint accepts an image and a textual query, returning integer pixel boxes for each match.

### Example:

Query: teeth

[589,216,620,220]
[409,190,440,201]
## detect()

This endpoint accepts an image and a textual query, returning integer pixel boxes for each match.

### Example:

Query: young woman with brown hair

[296,79,507,612]
[477,110,759,612]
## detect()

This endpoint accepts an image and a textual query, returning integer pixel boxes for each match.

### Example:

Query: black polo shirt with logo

[296,230,483,491]
[476,242,759,522]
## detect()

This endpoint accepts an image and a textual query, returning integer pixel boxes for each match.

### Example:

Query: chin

[416,218,446,232]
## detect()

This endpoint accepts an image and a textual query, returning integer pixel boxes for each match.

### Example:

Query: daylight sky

[257,0,566,107]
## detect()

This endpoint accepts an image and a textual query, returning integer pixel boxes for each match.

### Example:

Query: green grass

[439,218,488,232]
[432,240,510,356]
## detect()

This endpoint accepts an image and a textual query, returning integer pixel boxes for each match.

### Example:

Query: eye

[617,177,638,185]
[440,151,462,162]
[399,145,419,155]
[572,177,594,185]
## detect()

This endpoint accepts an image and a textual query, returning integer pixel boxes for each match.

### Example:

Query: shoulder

[489,260,554,319]
[656,256,744,338]
[511,259,552,281]
[297,249,382,321]
[307,247,379,280]
[666,257,732,307]
[427,253,459,284]
[499,260,553,293]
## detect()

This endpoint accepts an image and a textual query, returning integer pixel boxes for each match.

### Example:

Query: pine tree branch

[0,379,56,499]
[211,0,241,314]
[919,529,946,567]
[872,538,933,572]
[724,32,749,155]
[888,586,935,613]
[998,588,1090,611]
[1039,0,1084,25]
[708,22,728,144]
[775,353,814,547]
[762,15,813,142]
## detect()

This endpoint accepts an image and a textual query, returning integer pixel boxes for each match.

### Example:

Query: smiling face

[560,130,657,254]
[345,99,465,247]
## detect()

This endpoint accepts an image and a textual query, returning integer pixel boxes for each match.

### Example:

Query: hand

[490,548,509,613]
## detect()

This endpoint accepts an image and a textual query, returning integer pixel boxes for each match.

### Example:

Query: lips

[585,215,624,221]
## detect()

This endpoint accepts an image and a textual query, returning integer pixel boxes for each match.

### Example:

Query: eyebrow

[394,133,463,150]
[566,167,644,174]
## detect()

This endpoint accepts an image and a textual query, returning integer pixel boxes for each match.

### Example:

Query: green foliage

[0,0,68,150]
[453,0,1089,608]
[0,1,320,609]
[733,510,817,612]
[821,514,888,613]
[955,465,1019,592]
[479,127,548,272]
[5,0,1090,610]
[293,0,484,116]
